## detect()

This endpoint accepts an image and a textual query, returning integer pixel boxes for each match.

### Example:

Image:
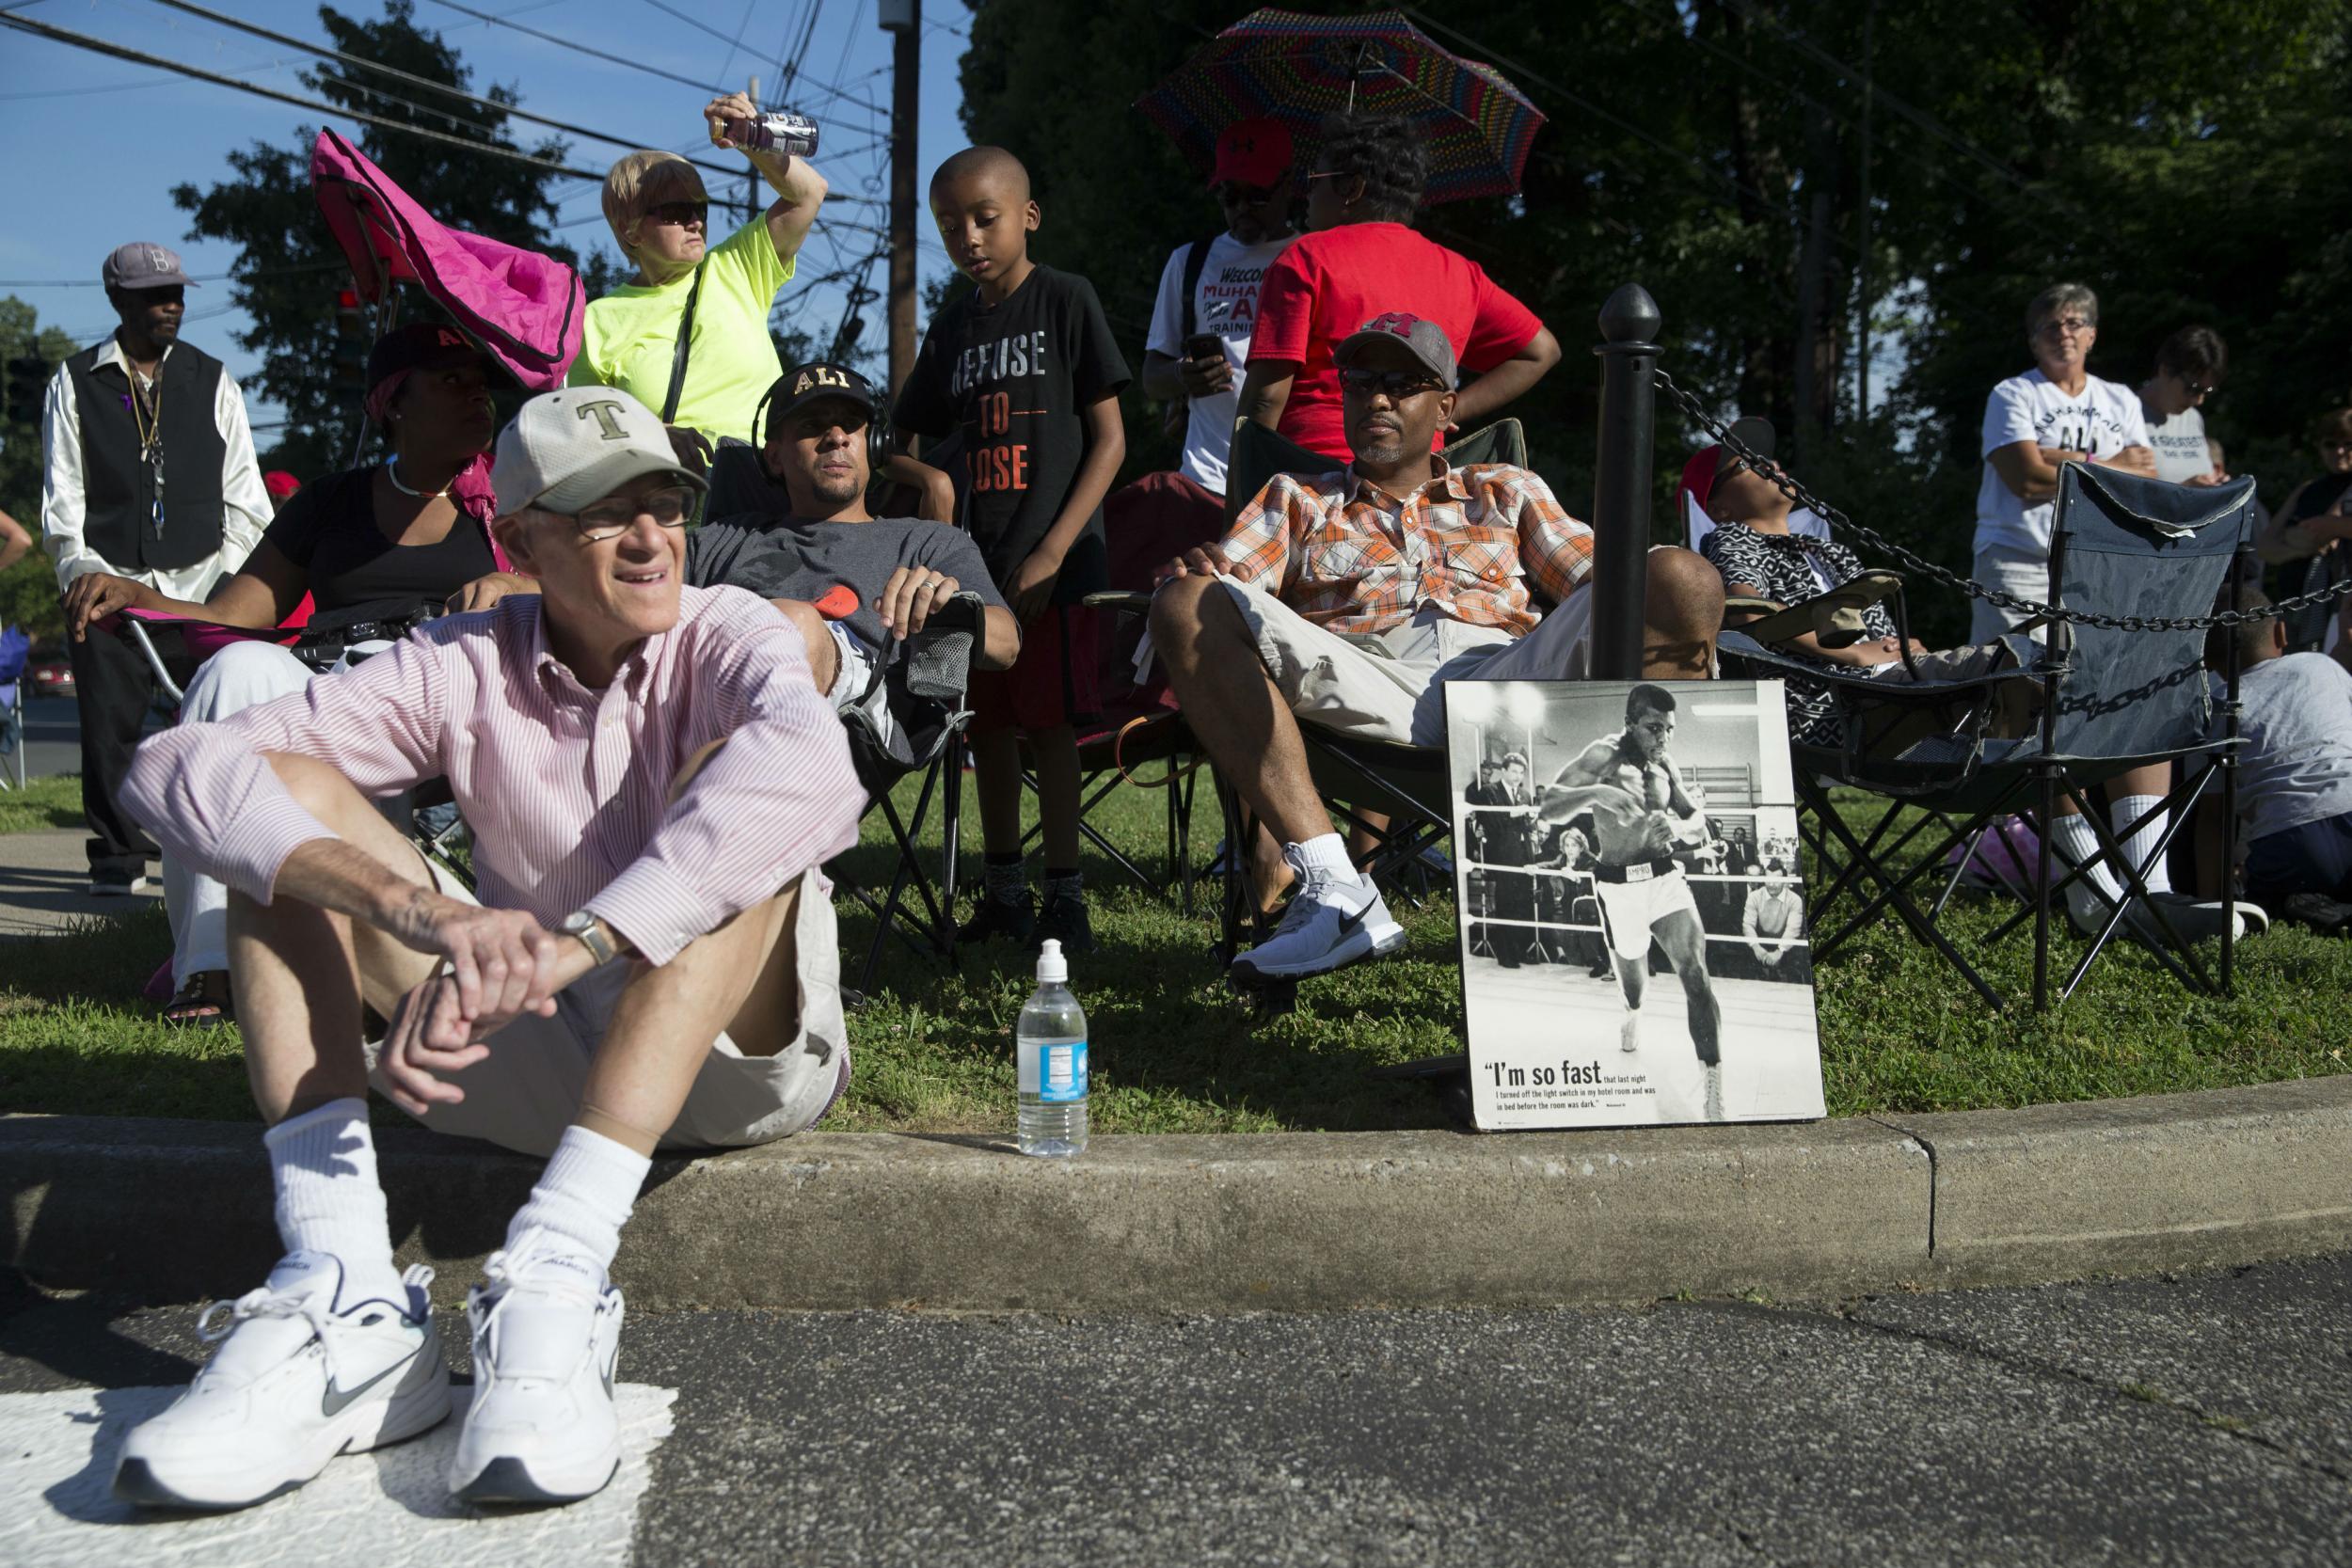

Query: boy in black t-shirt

[893,146,1129,953]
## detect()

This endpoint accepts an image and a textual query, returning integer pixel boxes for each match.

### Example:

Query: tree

[0,297,80,641]
[171,0,598,479]
[953,0,2352,646]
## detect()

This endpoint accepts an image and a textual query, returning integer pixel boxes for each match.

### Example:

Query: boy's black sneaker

[1031,892,1096,956]
[958,890,1036,947]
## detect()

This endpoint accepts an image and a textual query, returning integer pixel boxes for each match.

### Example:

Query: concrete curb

[6,1076,2347,1311]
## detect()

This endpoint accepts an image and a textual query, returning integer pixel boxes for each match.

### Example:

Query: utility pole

[746,73,762,228]
[880,0,919,395]
[1855,2,1873,424]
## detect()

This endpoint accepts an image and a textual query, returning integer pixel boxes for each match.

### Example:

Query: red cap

[1211,118,1294,188]
[1677,447,1721,520]
[262,470,302,501]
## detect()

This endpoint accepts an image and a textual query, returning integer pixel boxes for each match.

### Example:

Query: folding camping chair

[1001,470,1223,908]
[830,593,989,997]
[1200,418,1532,1011]
[112,599,471,871]
[0,625,27,791]
[1719,466,2260,1010]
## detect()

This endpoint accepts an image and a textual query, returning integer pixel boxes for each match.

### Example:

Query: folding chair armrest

[1727,569,1906,650]
[1084,590,1155,618]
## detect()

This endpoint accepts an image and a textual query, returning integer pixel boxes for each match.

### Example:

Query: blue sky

[0,0,976,438]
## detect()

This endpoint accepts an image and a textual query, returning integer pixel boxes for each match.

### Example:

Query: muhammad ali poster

[1446,679,1826,1131]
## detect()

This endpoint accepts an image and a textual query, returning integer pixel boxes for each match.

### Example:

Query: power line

[140,0,755,187]
[0,261,349,287]
[1,9,617,180]
[630,0,882,120]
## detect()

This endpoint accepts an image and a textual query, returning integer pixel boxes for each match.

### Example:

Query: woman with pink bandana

[62,323,529,1025]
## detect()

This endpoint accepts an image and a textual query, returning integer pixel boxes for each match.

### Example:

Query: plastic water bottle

[1016,939,1088,1157]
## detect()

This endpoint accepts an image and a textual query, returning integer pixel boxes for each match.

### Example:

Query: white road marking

[0,1384,675,1567]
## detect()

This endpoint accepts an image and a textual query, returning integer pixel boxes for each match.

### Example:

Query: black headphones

[754,361,893,483]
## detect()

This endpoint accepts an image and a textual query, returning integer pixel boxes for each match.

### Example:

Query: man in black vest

[42,242,268,893]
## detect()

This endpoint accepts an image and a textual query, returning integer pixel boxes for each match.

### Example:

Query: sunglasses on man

[647,201,707,230]
[1338,367,1447,400]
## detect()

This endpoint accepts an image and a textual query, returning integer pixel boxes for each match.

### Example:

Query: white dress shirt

[39,335,270,596]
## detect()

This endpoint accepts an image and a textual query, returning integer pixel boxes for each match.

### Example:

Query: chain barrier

[1652,369,2352,634]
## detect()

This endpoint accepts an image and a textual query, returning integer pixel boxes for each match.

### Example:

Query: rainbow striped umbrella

[1135,8,1546,207]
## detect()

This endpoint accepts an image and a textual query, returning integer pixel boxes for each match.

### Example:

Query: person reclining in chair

[1689,415,2018,746]
[687,360,1021,746]
[111,387,865,1513]
[1150,310,1723,985]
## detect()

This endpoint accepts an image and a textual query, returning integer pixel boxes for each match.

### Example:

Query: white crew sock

[2112,794,2174,896]
[1289,832,1358,882]
[2048,812,2123,921]
[502,1125,652,1286]
[262,1098,405,1307]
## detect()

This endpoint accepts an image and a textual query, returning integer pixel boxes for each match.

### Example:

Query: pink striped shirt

[121,584,861,965]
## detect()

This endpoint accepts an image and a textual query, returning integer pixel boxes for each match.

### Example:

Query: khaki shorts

[1969,545,2052,643]
[368,861,850,1158]
[1216,578,1597,748]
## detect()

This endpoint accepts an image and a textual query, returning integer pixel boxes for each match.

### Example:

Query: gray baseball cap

[1334,310,1459,389]
[102,242,197,291]
[491,388,706,516]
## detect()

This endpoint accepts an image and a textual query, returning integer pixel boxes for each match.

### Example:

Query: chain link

[1651,369,2352,633]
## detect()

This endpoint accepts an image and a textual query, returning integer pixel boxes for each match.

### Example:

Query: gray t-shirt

[2143,404,2212,486]
[2221,653,2352,841]
[686,513,1009,652]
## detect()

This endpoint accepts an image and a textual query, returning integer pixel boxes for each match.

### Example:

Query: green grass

[0,774,83,834]
[1,772,2346,1132]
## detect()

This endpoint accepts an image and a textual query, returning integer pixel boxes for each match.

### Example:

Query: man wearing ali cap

[114,387,863,1511]
[1152,311,1723,986]
[39,241,270,894]
[1137,117,1301,510]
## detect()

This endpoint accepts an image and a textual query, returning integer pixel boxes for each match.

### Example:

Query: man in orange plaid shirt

[1150,311,1722,985]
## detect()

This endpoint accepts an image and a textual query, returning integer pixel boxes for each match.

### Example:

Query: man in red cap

[1136,117,1301,512]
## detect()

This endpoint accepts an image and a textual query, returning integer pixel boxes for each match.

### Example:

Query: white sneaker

[450,1231,626,1506]
[114,1253,450,1511]
[1228,857,1406,984]
[1703,1063,1725,1123]
[1620,1010,1642,1053]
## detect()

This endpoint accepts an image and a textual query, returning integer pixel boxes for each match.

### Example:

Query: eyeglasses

[647,201,707,230]
[564,484,695,541]
[2034,316,2094,339]
[2181,376,2216,398]
[1338,367,1446,399]
[1213,180,1281,204]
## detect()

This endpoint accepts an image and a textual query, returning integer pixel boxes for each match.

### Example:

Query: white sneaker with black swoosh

[1229,853,1406,984]
[113,1253,450,1511]
[449,1230,626,1505]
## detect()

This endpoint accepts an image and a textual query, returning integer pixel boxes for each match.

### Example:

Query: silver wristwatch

[558,911,619,967]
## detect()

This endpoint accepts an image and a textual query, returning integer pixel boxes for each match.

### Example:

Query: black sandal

[162,970,233,1029]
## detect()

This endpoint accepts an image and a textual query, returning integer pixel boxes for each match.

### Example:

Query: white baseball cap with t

[491,388,706,517]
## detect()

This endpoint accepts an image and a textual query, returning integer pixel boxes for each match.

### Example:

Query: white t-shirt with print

[1145,230,1296,495]
[1973,369,2150,555]
[2144,404,2212,486]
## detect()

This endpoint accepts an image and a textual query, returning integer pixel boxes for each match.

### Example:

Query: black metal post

[1592,284,1661,682]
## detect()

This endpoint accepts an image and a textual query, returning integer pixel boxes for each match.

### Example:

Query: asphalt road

[3,1255,2346,1566]
[13,695,82,782]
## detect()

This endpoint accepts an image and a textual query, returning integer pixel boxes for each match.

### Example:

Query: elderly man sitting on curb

[112,388,863,1513]
[1150,311,1722,985]
[687,360,1022,734]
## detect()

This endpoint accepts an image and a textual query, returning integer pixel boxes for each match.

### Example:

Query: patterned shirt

[1700,518,1894,746]
[1217,460,1592,637]
[119,585,861,966]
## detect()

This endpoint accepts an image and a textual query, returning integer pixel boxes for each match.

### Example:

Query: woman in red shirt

[1236,112,1561,465]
